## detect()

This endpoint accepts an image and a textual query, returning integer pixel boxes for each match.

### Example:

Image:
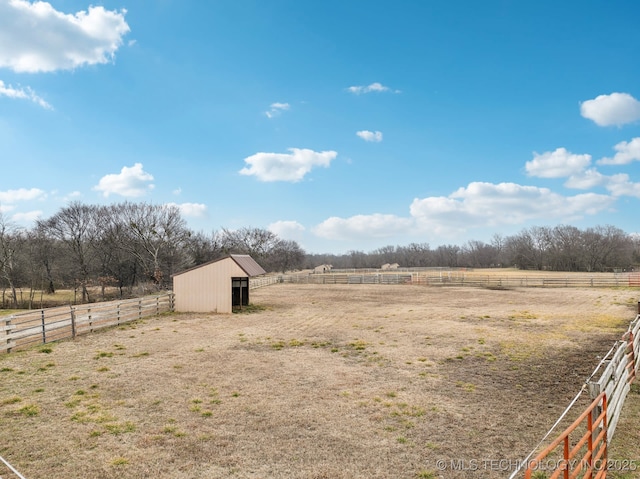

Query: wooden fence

[515,308,640,478]
[587,314,640,440]
[276,271,640,288]
[249,275,283,289]
[1,294,174,354]
[280,273,413,285]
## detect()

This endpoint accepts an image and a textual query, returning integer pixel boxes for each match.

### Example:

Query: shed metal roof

[229,254,267,277]
[172,254,267,277]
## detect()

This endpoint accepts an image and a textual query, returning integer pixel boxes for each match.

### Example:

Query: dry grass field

[1,283,639,479]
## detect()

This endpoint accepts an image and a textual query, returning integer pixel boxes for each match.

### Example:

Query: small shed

[172,254,266,313]
[314,264,333,273]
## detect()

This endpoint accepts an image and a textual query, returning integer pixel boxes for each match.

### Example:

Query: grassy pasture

[0,282,638,479]
[0,287,123,311]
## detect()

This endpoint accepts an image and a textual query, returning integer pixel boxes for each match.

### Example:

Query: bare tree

[397,242,432,267]
[434,244,460,268]
[582,225,633,272]
[0,213,22,308]
[221,227,279,258]
[185,230,225,266]
[460,240,498,268]
[547,225,583,271]
[112,202,191,288]
[267,239,305,273]
[37,202,100,303]
[30,224,60,295]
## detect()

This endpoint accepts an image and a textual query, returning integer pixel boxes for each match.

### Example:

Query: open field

[1,283,638,479]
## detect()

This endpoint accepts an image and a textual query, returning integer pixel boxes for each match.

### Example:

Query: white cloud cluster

[347,82,399,95]
[411,182,612,228]
[0,0,130,73]
[310,131,640,245]
[93,163,154,197]
[0,187,46,221]
[0,79,51,109]
[356,130,383,142]
[526,144,640,198]
[166,202,208,218]
[580,92,640,127]
[311,181,615,244]
[0,187,46,204]
[598,137,640,165]
[314,214,414,240]
[239,148,337,182]
[269,220,305,242]
[265,102,290,118]
[525,148,591,178]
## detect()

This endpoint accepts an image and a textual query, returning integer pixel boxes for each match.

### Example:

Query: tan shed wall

[173,259,248,313]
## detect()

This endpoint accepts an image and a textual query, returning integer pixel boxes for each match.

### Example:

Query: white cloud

[11,210,42,223]
[564,169,607,189]
[166,202,207,217]
[603,173,640,198]
[580,92,640,127]
[409,182,613,231]
[265,102,290,118]
[598,137,640,165]
[268,220,305,241]
[347,82,399,95]
[239,148,337,182]
[0,0,130,73]
[93,163,154,197]
[356,130,383,142]
[0,187,45,225]
[310,181,617,245]
[0,187,46,203]
[0,80,51,109]
[525,148,591,178]
[313,214,414,240]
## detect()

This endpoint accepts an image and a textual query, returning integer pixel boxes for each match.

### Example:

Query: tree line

[310,225,639,272]
[1,201,639,308]
[0,201,304,308]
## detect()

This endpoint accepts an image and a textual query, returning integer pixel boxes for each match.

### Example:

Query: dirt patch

[0,284,637,479]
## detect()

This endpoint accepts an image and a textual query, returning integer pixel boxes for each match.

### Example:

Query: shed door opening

[232,277,249,309]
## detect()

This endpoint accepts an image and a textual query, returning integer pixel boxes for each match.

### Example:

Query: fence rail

[517,309,640,478]
[524,393,608,479]
[275,271,640,288]
[587,314,640,440]
[1,294,174,354]
[249,275,282,289]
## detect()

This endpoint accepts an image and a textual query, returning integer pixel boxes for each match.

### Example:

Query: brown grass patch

[0,284,637,478]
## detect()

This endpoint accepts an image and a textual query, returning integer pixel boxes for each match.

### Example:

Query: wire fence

[511,310,640,478]
[0,453,27,479]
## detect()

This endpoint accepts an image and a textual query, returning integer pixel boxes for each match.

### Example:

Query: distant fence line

[2,294,174,354]
[268,271,640,288]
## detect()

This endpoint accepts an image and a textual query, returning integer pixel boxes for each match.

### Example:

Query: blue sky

[1,0,640,255]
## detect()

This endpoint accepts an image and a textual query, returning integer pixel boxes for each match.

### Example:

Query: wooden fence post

[70,306,76,339]
[4,316,13,353]
[41,310,46,344]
